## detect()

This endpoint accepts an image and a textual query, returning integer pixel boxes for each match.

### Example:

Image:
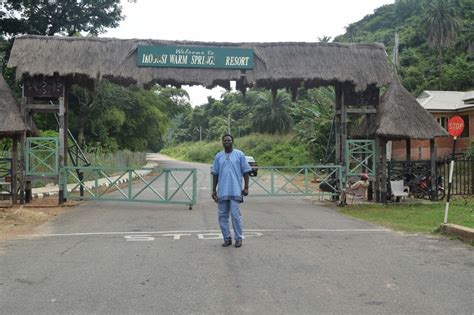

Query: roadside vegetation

[339,196,474,233]
[161,133,313,166]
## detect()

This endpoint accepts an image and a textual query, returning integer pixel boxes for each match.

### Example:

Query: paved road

[1,154,473,314]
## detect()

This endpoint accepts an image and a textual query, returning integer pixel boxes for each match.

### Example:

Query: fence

[388,158,473,196]
[437,157,473,196]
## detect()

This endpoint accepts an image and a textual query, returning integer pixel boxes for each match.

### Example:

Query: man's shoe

[234,240,242,248]
[222,240,232,247]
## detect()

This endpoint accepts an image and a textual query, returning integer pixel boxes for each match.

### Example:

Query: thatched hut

[0,75,26,136]
[353,74,448,201]
[0,74,29,204]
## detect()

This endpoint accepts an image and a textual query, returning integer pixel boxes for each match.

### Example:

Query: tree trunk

[78,126,84,147]
[271,88,277,114]
[438,47,443,90]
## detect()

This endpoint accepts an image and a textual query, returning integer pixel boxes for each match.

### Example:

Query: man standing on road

[211,134,252,248]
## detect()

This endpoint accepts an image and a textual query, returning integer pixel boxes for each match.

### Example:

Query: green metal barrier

[62,166,197,209]
[346,140,376,177]
[0,158,12,195]
[26,137,59,176]
[211,165,343,198]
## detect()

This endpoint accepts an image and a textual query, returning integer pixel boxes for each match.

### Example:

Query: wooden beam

[26,104,59,112]
[336,108,377,114]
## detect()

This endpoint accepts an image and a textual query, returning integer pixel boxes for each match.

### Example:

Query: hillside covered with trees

[335,0,473,94]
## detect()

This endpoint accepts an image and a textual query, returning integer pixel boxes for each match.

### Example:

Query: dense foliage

[161,133,313,167]
[32,81,191,153]
[163,87,336,163]
[334,0,474,94]
[0,0,123,36]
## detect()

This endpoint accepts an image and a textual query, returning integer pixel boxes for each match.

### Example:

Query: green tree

[1,0,124,36]
[251,89,293,134]
[317,35,332,42]
[291,87,335,162]
[422,0,462,89]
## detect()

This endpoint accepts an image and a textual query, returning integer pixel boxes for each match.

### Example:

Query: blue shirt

[211,149,252,202]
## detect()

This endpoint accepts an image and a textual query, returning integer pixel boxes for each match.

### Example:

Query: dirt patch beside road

[0,198,79,240]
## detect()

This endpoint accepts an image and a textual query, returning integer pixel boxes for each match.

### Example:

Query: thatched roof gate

[5,35,446,204]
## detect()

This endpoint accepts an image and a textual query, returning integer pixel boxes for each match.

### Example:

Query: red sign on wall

[447,116,465,137]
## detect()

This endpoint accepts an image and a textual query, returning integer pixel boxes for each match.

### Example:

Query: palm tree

[317,35,332,43]
[422,0,461,89]
[250,89,293,134]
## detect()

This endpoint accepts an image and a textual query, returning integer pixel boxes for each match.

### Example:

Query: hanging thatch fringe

[8,35,392,91]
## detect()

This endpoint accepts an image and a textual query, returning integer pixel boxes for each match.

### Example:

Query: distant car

[245,156,258,177]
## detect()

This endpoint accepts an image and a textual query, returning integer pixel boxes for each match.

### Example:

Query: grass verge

[339,196,474,233]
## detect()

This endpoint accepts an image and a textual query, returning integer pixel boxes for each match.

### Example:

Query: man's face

[222,136,233,150]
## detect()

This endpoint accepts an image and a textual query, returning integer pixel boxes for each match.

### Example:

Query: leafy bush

[466,139,474,158]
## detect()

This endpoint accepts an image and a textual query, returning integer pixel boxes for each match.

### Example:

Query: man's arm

[212,174,219,201]
[242,173,249,196]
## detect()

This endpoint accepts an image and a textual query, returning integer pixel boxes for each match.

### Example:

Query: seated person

[340,173,369,205]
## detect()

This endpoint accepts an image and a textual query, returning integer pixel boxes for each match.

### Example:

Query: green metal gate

[346,140,376,177]
[212,165,343,198]
[63,166,197,209]
[25,137,59,176]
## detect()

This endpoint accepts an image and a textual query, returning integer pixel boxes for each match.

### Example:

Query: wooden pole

[19,91,26,204]
[58,92,65,204]
[335,84,341,164]
[406,139,411,161]
[375,137,381,202]
[341,86,347,169]
[430,139,437,200]
[11,135,18,205]
[381,138,388,203]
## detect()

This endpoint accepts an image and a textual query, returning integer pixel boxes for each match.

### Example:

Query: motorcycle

[406,174,445,201]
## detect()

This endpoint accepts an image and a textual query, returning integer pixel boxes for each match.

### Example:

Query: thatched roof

[0,74,27,136]
[354,74,448,140]
[7,35,392,91]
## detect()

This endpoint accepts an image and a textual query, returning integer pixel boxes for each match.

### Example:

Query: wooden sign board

[24,76,64,98]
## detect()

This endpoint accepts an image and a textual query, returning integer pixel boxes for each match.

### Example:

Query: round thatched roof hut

[354,74,448,140]
[0,74,27,137]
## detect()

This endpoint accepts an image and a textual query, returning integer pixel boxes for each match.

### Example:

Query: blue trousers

[218,200,243,241]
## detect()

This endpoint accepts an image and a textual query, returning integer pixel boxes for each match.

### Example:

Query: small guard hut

[355,74,448,201]
[0,74,33,203]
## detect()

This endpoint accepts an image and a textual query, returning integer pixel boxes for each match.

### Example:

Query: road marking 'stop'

[19,228,390,238]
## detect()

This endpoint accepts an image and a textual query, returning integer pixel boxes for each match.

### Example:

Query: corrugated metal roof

[417,90,474,111]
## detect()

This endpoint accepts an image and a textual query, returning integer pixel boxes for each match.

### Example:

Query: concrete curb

[440,224,474,242]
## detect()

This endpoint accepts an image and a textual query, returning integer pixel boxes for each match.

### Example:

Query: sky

[103,0,394,105]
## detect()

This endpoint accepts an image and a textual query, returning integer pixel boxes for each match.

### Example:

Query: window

[460,115,470,138]
[437,117,448,129]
